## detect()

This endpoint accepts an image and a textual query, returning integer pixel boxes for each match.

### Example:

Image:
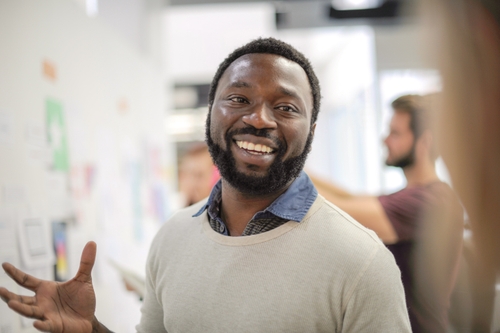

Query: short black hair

[207,37,321,125]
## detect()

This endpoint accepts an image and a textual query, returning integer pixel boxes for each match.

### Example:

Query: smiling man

[203,49,317,237]
[0,38,410,333]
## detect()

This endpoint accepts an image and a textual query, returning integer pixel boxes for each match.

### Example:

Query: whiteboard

[0,0,174,332]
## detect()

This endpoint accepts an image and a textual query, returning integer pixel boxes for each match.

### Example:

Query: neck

[402,158,439,187]
[219,179,290,236]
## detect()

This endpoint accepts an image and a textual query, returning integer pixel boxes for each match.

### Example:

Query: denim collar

[193,171,317,223]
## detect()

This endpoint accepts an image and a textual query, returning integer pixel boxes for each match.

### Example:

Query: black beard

[386,144,415,169]
[205,115,313,196]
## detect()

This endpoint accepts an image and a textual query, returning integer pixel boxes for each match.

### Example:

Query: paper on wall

[24,119,50,166]
[17,216,55,269]
[46,98,69,172]
[0,111,14,145]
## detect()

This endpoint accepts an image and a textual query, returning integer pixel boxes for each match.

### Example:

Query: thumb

[74,241,97,282]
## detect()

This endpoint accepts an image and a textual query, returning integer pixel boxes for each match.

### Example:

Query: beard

[386,144,415,168]
[205,116,313,196]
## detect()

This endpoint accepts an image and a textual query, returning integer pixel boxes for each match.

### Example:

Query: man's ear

[418,130,433,153]
[310,123,317,137]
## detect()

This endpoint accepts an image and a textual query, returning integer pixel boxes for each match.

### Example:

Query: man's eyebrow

[229,81,252,88]
[279,87,301,99]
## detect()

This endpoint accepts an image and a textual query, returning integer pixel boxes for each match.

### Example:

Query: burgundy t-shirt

[379,182,464,333]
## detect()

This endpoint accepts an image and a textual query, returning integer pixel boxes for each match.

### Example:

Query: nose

[242,104,277,130]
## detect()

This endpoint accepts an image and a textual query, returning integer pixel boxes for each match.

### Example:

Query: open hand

[0,241,98,333]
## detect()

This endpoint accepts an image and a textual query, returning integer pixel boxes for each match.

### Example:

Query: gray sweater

[136,195,411,333]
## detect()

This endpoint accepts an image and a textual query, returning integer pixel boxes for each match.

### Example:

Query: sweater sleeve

[341,244,411,333]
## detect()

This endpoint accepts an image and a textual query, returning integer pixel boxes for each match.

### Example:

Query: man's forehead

[391,110,411,128]
[226,53,302,74]
[220,53,311,94]
[393,110,411,120]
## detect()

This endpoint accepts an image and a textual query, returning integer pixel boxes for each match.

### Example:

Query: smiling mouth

[235,140,274,155]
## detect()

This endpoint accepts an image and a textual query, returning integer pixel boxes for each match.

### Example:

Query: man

[178,142,219,207]
[311,94,464,333]
[0,38,411,332]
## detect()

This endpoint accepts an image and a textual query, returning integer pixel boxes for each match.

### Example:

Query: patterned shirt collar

[193,171,318,235]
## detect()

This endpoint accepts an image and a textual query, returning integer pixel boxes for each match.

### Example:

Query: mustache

[228,126,273,138]
[226,127,283,149]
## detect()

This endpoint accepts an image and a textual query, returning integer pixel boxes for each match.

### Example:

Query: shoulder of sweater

[313,195,386,247]
[305,197,398,279]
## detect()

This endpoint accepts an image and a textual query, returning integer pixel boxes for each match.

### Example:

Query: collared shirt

[193,171,318,236]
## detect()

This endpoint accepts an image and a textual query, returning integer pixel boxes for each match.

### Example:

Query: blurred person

[421,0,500,331]
[178,142,219,207]
[310,94,464,333]
[0,38,411,332]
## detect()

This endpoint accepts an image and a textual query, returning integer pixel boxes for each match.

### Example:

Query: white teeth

[236,141,273,153]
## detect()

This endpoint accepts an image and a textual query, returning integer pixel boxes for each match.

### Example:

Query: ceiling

[167,0,416,30]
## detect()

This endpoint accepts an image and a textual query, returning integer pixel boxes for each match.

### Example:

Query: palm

[34,276,96,332]
[0,241,97,333]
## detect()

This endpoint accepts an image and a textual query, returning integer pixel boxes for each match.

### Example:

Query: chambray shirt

[193,171,318,236]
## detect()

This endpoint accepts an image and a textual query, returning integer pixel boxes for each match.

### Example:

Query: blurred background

[0,0,496,332]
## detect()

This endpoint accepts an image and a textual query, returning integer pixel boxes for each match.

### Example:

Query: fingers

[0,287,41,321]
[0,287,36,305]
[74,241,97,282]
[33,320,54,332]
[7,299,45,320]
[0,287,9,303]
[1,263,40,291]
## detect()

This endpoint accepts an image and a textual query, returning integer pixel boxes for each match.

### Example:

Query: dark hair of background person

[391,94,439,160]
[207,37,321,126]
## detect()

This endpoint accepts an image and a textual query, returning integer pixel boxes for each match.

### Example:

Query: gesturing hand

[0,241,98,333]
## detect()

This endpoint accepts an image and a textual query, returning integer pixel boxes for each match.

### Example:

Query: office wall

[0,1,174,332]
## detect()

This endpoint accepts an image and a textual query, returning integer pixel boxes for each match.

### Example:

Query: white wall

[164,2,275,83]
[0,1,174,332]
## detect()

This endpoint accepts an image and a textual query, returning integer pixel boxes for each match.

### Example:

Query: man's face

[384,111,415,168]
[206,53,315,196]
[179,150,214,206]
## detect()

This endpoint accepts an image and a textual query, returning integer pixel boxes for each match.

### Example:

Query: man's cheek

[209,123,221,144]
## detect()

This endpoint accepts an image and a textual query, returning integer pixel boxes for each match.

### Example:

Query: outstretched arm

[309,174,398,244]
[0,241,112,333]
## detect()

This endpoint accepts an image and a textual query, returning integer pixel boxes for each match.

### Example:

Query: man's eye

[277,105,297,113]
[230,97,247,103]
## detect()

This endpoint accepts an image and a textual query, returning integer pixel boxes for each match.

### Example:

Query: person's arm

[309,174,354,199]
[0,242,113,333]
[309,174,398,244]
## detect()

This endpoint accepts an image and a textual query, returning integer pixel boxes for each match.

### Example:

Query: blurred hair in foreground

[422,0,500,330]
